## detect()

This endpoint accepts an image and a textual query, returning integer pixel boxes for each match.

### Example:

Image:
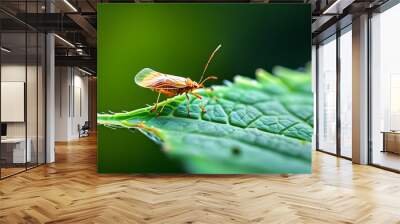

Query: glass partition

[0,2,46,179]
[1,31,28,177]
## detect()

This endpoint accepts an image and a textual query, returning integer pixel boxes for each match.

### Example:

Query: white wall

[55,67,89,141]
[55,67,69,141]
[72,73,89,138]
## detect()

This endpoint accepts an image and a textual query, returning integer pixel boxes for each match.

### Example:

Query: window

[317,35,337,154]
[370,3,400,171]
[339,27,352,158]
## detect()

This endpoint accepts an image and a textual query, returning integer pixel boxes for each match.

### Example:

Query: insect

[134,44,221,115]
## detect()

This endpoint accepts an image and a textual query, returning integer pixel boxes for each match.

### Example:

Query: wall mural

[97,3,312,174]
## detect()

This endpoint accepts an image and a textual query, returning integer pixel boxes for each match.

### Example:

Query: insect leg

[191,92,202,99]
[152,92,161,112]
[157,103,167,116]
[190,92,207,113]
[186,93,190,116]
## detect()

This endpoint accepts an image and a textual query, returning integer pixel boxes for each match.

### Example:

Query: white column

[46,32,55,163]
[352,14,369,164]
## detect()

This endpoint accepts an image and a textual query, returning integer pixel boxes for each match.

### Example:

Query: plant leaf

[98,66,313,174]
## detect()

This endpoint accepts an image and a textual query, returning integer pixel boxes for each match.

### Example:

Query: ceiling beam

[67,13,97,46]
[55,55,96,70]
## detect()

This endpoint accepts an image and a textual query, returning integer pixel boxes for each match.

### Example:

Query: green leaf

[98,66,313,174]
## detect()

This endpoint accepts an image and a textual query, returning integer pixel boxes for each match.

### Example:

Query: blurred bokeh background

[97,3,311,173]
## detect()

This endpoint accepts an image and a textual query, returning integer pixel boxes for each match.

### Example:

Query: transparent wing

[134,68,188,89]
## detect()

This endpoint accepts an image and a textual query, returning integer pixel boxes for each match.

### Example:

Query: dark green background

[98,3,311,173]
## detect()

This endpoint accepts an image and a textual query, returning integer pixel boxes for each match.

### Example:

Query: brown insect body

[155,78,202,97]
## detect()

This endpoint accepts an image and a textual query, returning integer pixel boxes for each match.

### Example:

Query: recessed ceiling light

[78,67,93,76]
[322,0,352,15]
[1,47,11,53]
[63,0,78,12]
[54,34,75,48]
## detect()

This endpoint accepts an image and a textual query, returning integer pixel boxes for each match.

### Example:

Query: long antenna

[199,44,222,83]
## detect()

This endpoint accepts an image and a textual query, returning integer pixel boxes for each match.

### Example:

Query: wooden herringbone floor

[1,135,400,224]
